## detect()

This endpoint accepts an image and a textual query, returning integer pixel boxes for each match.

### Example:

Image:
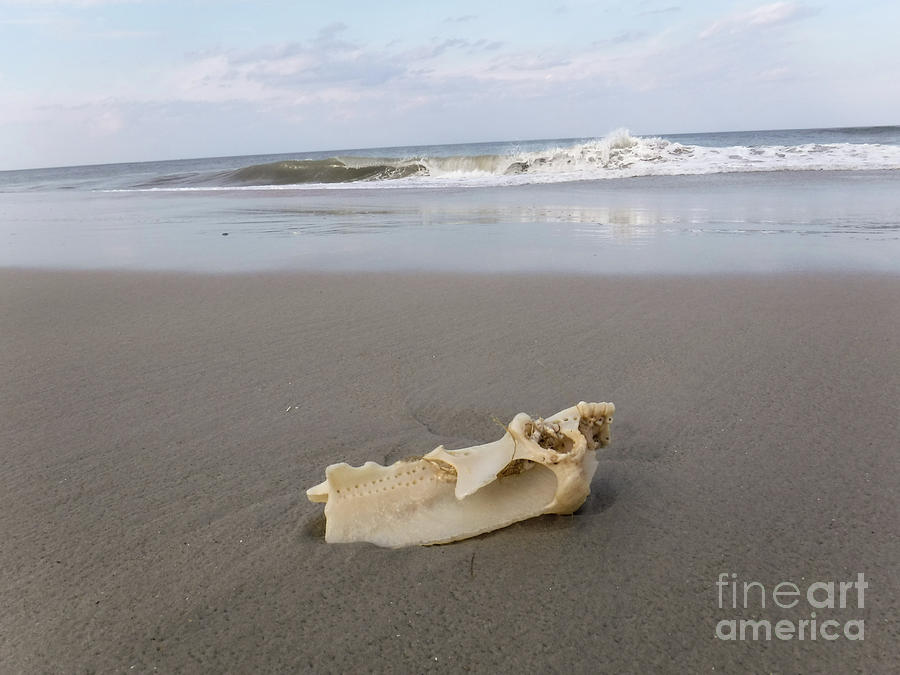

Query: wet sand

[1,269,898,672]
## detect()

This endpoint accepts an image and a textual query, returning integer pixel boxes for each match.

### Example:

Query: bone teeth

[306,401,616,547]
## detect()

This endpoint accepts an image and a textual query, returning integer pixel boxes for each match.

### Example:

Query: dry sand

[1,269,898,672]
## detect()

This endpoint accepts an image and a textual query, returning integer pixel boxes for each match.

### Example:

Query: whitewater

[89,126,900,192]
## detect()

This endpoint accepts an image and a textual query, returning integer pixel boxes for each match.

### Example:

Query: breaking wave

[225,158,426,185]
[120,128,900,191]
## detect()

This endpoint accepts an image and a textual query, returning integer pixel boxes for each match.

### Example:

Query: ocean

[2,126,899,274]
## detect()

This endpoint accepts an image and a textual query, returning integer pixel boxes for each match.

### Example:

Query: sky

[1,0,898,169]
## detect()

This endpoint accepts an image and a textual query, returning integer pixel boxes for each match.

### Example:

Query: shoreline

[2,268,898,671]
[4,168,900,275]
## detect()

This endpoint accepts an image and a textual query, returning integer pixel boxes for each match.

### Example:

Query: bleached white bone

[306,401,615,547]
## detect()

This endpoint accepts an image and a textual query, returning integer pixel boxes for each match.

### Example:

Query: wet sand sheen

[1,269,898,671]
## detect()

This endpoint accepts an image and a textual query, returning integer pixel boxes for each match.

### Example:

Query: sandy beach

[1,268,898,672]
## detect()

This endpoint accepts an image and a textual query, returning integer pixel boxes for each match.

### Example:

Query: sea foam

[107,128,900,192]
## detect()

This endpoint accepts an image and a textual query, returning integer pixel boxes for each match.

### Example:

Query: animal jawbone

[306,401,615,548]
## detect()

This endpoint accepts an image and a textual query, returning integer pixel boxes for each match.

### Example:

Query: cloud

[754,65,793,82]
[443,14,476,24]
[160,26,519,111]
[91,107,124,135]
[593,31,649,47]
[700,2,818,39]
[639,5,680,16]
[0,8,156,38]
[0,0,141,5]
[14,15,800,120]
[0,16,59,25]
[316,21,348,43]
[426,38,469,58]
[85,28,156,39]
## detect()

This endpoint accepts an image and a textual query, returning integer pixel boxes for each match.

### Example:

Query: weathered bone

[306,401,615,547]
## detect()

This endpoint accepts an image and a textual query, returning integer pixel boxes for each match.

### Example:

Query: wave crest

[223,158,426,185]
[120,128,900,191]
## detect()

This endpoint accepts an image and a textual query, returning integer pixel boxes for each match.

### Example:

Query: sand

[1,269,898,672]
